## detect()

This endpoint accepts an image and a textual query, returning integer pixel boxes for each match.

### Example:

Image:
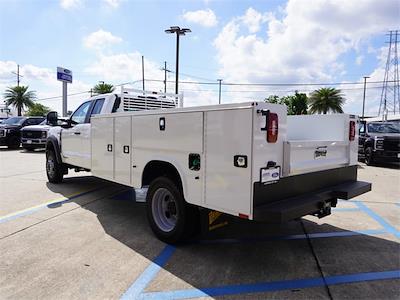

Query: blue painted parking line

[121,245,176,300]
[356,202,400,238]
[334,207,360,212]
[140,270,400,299]
[0,188,101,224]
[195,229,387,245]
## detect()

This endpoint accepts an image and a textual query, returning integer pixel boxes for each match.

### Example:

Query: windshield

[367,123,400,134]
[3,117,25,125]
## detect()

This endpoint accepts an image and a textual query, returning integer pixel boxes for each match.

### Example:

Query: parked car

[358,121,400,165]
[20,119,61,151]
[0,116,45,149]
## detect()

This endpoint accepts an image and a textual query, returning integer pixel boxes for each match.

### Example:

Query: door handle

[74,132,81,135]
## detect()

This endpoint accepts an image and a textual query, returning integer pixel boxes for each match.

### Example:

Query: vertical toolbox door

[114,116,132,186]
[204,108,253,216]
[91,117,114,181]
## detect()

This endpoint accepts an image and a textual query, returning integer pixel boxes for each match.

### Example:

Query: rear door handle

[74,132,81,135]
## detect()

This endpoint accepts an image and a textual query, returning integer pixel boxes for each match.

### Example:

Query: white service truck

[45,88,371,243]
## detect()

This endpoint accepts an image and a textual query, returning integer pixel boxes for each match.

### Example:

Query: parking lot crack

[300,219,334,300]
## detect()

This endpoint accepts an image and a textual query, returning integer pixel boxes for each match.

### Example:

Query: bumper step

[253,181,371,223]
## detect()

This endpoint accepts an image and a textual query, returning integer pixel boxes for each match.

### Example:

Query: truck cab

[358,121,400,165]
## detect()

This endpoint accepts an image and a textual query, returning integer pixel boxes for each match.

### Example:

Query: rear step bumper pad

[253,180,371,223]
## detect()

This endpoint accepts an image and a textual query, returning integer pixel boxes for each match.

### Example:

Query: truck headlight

[375,137,384,149]
[41,131,47,138]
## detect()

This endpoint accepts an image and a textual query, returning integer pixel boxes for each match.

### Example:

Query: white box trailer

[45,89,370,243]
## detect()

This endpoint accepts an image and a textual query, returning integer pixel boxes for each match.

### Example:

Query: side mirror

[60,119,73,129]
[47,111,58,126]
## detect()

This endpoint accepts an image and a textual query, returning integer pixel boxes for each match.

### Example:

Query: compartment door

[114,116,132,186]
[91,117,114,181]
[204,109,253,216]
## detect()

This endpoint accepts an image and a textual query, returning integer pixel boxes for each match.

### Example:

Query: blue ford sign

[57,67,73,83]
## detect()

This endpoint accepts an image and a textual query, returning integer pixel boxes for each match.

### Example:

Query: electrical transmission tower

[379,30,400,116]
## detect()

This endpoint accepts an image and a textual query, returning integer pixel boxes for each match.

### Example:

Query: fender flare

[46,136,62,164]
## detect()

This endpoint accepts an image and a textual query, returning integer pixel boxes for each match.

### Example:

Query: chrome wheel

[151,188,178,232]
[47,154,56,178]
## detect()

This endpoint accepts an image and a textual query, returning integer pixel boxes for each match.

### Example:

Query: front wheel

[364,147,374,166]
[46,150,64,183]
[146,177,197,244]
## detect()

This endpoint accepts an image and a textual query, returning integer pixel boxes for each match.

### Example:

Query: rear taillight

[267,113,278,143]
[349,121,355,141]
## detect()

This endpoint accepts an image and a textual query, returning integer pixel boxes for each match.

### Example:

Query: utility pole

[161,61,171,94]
[379,30,400,116]
[165,26,191,95]
[142,56,145,92]
[11,64,23,87]
[361,76,369,120]
[217,79,222,104]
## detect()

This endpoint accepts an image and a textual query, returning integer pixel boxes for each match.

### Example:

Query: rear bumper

[253,166,371,223]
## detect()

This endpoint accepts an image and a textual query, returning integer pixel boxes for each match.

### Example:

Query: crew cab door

[61,98,106,169]
[61,101,92,168]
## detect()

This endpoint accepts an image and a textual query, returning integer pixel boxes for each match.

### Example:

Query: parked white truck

[45,88,371,243]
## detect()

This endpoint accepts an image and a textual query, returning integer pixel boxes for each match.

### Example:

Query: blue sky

[0,0,399,115]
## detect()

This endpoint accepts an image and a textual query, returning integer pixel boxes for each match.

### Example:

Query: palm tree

[308,87,345,114]
[3,86,36,116]
[92,82,115,94]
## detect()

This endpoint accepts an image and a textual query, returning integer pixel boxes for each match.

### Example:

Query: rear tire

[364,147,374,166]
[146,177,197,244]
[46,150,64,183]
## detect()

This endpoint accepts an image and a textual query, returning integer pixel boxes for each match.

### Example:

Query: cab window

[24,118,43,126]
[359,122,365,134]
[71,101,91,124]
[90,99,105,116]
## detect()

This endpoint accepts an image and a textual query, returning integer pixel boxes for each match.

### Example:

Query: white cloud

[182,9,218,27]
[355,55,364,66]
[60,0,83,10]
[213,0,399,113]
[83,29,123,50]
[103,0,121,8]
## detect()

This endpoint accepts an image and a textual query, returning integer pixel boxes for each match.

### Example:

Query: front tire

[364,147,374,166]
[146,177,197,244]
[46,150,64,183]
[8,136,20,149]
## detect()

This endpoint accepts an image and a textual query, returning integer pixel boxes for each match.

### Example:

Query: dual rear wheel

[146,177,198,244]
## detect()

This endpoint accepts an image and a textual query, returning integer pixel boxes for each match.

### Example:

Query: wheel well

[142,161,183,191]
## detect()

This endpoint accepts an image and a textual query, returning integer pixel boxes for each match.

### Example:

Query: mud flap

[200,209,230,235]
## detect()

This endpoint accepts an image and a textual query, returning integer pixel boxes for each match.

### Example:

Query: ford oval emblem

[272,172,279,178]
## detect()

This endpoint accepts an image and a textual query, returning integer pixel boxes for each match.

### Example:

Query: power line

[146,78,400,87]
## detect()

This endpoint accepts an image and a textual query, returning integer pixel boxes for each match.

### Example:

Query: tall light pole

[165,26,191,95]
[362,76,370,120]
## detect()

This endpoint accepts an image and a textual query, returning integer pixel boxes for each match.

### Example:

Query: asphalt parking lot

[0,148,399,299]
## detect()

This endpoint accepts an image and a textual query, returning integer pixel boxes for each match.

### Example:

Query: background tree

[265,92,308,115]
[3,86,36,116]
[308,87,345,114]
[92,82,115,94]
[26,103,51,116]
[289,91,308,115]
